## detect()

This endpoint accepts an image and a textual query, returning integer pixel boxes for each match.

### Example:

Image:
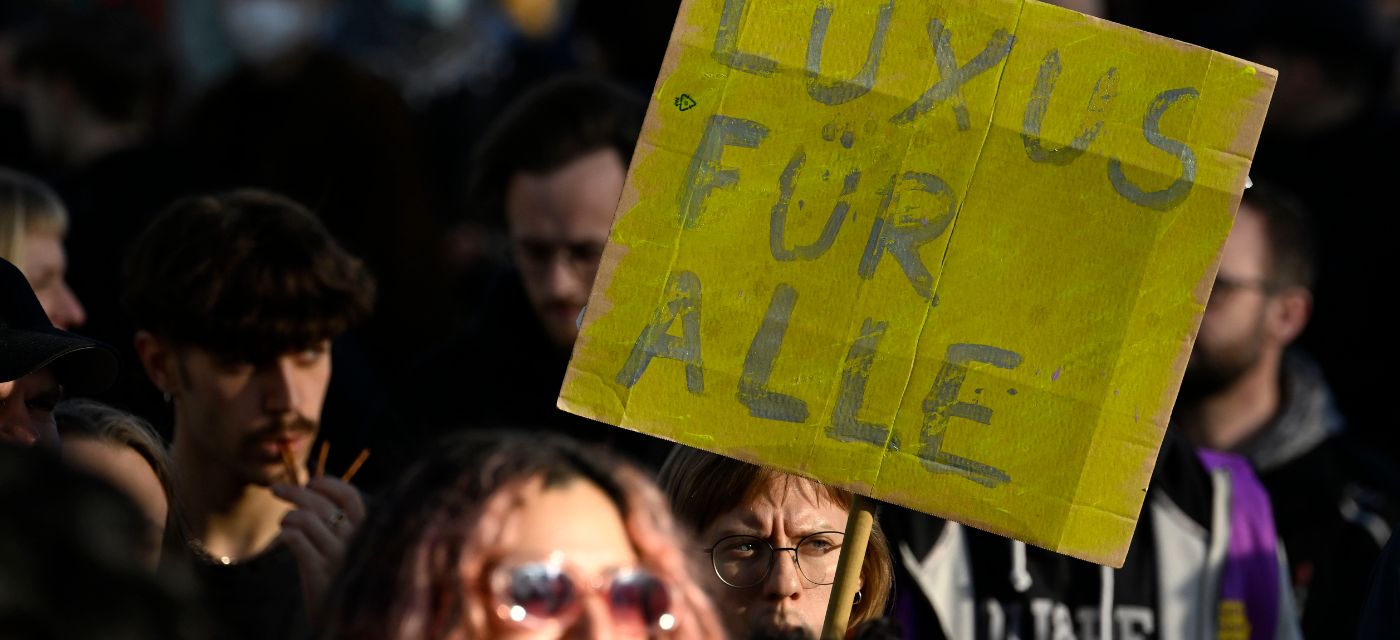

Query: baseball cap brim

[0,327,118,396]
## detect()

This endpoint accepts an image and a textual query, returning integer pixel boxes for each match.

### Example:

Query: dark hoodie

[885,428,1301,639]
[1230,351,1397,638]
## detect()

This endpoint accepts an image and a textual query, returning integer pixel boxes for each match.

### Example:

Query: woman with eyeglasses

[314,431,723,639]
[660,446,893,639]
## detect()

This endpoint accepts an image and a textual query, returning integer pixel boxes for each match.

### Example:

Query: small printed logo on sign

[675,94,697,111]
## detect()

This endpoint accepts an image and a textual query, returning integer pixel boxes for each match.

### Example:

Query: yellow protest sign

[559,0,1274,566]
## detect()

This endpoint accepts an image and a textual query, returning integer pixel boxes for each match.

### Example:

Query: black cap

[0,258,117,394]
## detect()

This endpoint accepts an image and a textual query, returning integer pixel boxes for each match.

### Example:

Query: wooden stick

[315,441,330,480]
[820,493,877,640]
[279,440,300,486]
[341,449,371,483]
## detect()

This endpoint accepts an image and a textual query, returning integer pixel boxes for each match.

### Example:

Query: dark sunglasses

[489,561,676,634]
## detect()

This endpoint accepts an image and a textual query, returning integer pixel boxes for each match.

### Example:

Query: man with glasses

[1177,183,1395,637]
[411,77,671,468]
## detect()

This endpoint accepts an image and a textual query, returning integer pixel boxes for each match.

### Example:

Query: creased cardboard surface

[558,0,1274,566]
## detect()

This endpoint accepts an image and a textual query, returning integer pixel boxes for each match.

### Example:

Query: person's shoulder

[1330,434,1400,527]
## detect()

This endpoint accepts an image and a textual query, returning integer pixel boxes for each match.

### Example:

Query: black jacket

[1232,351,1398,638]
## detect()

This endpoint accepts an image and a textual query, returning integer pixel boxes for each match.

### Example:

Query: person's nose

[565,590,616,640]
[763,548,804,602]
[544,254,586,301]
[259,359,300,417]
[53,281,86,329]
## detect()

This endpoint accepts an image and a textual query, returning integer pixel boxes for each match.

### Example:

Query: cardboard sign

[558,0,1274,566]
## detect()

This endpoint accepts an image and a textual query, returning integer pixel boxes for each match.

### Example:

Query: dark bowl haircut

[122,189,375,363]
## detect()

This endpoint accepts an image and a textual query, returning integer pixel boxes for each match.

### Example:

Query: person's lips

[751,609,806,634]
[250,432,310,462]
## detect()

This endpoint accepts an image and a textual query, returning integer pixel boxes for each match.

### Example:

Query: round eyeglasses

[704,531,845,589]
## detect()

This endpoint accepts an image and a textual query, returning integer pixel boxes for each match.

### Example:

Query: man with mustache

[124,190,376,640]
[1177,183,1396,637]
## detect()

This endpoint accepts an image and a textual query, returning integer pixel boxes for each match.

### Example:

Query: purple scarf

[1198,449,1281,640]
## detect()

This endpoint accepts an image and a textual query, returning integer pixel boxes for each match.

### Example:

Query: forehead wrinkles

[739,470,845,526]
[745,473,843,514]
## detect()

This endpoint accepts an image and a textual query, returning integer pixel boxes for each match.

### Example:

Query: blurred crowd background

[1,0,1395,462]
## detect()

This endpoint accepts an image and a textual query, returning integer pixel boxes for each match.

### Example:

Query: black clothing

[54,142,184,431]
[1226,352,1398,638]
[172,543,307,640]
[1359,533,1400,638]
[404,266,674,474]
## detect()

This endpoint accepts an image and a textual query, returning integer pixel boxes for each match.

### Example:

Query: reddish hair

[659,446,893,632]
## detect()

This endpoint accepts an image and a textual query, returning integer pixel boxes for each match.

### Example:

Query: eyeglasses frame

[703,530,846,589]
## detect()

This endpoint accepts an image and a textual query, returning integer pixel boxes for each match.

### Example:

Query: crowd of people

[2,0,1400,638]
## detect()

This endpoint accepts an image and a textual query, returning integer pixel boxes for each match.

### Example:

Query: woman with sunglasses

[315,431,723,639]
[660,446,893,639]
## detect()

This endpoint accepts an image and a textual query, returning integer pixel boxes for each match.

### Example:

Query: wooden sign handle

[820,493,877,640]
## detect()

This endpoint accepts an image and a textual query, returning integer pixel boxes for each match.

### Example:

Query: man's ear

[1268,286,1312,345]
[133,331,177,396]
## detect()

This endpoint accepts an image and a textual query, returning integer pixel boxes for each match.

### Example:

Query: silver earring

[853,589,863,605]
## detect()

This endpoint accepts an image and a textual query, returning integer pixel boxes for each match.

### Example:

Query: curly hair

[122,189,375,363]
[316,432,723,640]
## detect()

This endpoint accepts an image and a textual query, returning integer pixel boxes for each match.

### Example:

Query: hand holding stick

[274,440,370,626]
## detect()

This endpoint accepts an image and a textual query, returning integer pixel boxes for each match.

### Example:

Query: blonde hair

[0,167,69,267]
[660,446,894,631]
[54,400,174,513]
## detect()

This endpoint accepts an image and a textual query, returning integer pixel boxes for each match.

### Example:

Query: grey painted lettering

[890,19,1014,128]
[679,115,769,228]
[1021,50,1117,165]
[712,0,778,75]
[737,284,809,422]
[858,171,957,301]
[615,271,705,393]
[828,318,890,445]
[1107,87,1199,211]
[771,147,859,261]
[918,343,1022,487]
[805,0,894,105]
